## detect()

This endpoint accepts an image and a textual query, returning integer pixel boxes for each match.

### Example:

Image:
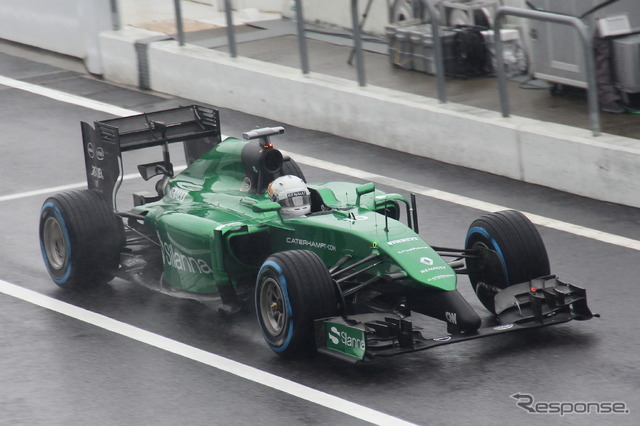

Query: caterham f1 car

[39,105,594,363]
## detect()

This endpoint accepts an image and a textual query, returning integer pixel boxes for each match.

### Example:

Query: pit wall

[100,28,640,208]
[0,0,112,74]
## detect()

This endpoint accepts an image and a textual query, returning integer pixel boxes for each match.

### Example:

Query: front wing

[314,276,594,363]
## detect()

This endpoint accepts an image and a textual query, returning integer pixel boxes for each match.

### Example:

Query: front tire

[465,210,550,313]
[39,190,124,288]
[255,250,338,358]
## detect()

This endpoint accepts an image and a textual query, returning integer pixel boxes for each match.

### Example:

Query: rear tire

[255,250,338,357]
[39,190,124,288]
[465,210,550,313]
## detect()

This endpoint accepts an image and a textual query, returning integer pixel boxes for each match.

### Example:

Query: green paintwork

[135,137,457,294]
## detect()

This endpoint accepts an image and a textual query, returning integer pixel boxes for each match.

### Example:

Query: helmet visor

[279,192,310,208]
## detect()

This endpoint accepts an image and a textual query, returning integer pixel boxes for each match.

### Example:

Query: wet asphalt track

[1,49,639,426]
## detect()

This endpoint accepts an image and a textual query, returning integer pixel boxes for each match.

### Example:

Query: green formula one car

[39,105,594,363]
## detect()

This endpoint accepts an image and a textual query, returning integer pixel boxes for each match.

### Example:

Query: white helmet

[268,175,311,217]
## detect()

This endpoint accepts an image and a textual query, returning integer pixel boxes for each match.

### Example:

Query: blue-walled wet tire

[255,250,338,358]
[39,190,124,288]
[465,210,550,313]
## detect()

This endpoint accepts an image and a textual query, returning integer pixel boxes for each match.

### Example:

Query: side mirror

[251,200,282,213]
[355,182,375,207]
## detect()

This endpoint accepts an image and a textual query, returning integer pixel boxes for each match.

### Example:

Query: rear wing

[81,105,221,210]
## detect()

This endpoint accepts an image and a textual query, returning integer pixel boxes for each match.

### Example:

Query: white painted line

[2,75,639,253]
[0,166,187,203]
[0,279,416,426]
[0,75,139,117]
[0,182,88,203]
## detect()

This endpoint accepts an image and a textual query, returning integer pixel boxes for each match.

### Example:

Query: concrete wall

[0,0,113,74]
[100,28,640,208]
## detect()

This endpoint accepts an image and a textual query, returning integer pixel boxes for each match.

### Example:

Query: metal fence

[112,0,601,136]
[494,7,600,136]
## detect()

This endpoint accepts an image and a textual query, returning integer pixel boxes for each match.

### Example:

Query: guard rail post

[495,6,600,136]
[423,0,447,103]
[173,0,185,46]
[351,0,366,86]
[110,0,121,30]
[294,0,310,74]
[224,0,237,57]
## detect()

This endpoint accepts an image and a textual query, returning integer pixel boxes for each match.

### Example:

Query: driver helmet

[268,175,311,217]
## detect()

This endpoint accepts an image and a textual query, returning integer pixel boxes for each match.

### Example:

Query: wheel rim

[43,216,67,270]
[469,239,507,289]
[259,277,286,337]
[468,239,506,313]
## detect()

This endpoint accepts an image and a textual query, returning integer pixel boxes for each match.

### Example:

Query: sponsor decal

[371,242,378,249]
[176,181,202,192]
[96,146,105,161]
[420,257,433,266]
[387,236,419,246]
[168,187,188,202]
[433,336,452,342]
[286,237,336,251]
[493,324,514,331]
[429,274,455,281]
[91,165,104,180]
[397,246,429,254]
[87,142,94,159]
[287,191,307,198]
[326,322,366,359]
[240,176,251,192]
[420,265,447,274]
[159,235,212,275]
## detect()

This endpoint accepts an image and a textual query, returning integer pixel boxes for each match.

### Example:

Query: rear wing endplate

[81,105,221,210]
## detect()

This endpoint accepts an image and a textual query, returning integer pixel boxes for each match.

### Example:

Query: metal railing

[113,1,601,134]
[168,0,446,98]
[223,0,237,57]
[295,0,310,74]
[164,1,446,95]
[423,0,446,103]
[350,0,366,86]
[344,0,447,99]
[494,6,601,136]
[110,0,121,30]
[174,0,185,46]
